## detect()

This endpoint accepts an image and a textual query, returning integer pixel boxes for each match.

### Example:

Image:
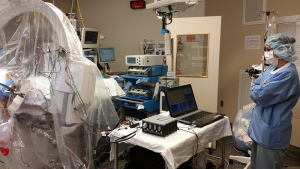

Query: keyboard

[181,111,212,122]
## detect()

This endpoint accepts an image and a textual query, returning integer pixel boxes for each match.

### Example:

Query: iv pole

[258,11,278,72]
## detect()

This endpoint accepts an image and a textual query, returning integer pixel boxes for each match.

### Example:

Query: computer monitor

[84,50,98,64]
[98,47,115,63]
[81,28,99,48]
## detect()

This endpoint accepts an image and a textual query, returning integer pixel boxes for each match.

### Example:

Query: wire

[206,154,229,169]
[191,128,201,169]
[94,154,114,169]
[94,151,110,161]
[121,149,129,167]
[77,0,85,28]
[105,127,140,144]
[19,146,31,168]
[70,0,74,13]
[73,0,77,12]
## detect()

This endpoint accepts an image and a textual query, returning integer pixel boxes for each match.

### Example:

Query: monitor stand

[103,63,110,74]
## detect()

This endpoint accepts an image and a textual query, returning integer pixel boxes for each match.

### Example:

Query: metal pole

[262,13,270,72]
[222,138,225,168]
[114,143,118,169]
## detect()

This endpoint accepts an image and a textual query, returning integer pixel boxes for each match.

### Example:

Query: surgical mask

[264,51,274,64]
[270,58,278,65]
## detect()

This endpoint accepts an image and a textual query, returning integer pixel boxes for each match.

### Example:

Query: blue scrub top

[248,63,300,149]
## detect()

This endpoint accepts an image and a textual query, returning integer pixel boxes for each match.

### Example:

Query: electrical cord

[76,0,85,28]
[105,133,136,144]
[191,128,202,169]
[206,154,229,169]
[94,150,110,161]
[105,127,141,144]
[115,126,141,141]
[178,127,201,169]
[94,154,114,169]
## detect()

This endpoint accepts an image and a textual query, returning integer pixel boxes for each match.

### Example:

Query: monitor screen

[84,31,98,45]
[98,47,115,63]
[127,57,136,64]
[164,85,197,117]
[81,28,99,48]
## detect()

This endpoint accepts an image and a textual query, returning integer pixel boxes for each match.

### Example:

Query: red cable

[19,146,31,168]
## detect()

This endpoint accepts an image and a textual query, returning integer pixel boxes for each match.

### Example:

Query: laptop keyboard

[181,111,212,122]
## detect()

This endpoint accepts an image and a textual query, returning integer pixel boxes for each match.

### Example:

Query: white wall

[78,0,205,72]
[205,0,300,148]
[168,16,221,112]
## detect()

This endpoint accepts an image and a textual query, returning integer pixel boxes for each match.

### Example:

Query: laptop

[163,84,224,127]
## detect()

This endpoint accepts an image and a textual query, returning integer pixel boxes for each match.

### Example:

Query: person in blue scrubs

[248,33,300,169]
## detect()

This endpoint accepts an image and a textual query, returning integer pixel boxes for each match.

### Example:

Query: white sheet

[109,116,232,169]
[103,78,126,97]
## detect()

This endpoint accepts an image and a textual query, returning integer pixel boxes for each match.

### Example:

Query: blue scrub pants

[251,141,285,169]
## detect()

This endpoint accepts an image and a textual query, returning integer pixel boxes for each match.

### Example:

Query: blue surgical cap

[265,33,297,62]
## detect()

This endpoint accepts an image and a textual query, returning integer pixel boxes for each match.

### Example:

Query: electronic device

[125,115,147,122]
[127,86,153,100]
[98,47,115,63]
[126,55,164,67]
[126,65,168,77]
[130,0,146,9]
[159,76,179,88]
[147,0,201,31]
[115,96,159,113]
[81,28,100,48]
[84,50,98,64]
[142,115,177,137]
[146,0,200,13]
[163,84,224,127]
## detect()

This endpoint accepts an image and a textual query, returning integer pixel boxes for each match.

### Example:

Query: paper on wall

[245,35,260,50]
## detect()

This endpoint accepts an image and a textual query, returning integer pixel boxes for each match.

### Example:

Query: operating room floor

[98,136,300,169]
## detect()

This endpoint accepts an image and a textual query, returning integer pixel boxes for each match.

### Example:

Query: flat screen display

[164,85,197,117]
[99,47,115,63]
[127,57,136,64]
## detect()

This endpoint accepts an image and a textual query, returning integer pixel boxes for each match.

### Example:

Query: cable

[191,128,201,169]
[94,154,114,169]
[206,154,229,169]
[121,149,130,167]
[77,0,85,28]
[178,127,201,168]
[94,151,110,161]
[105,127,141,144]
[178,128,194,134]
[70,0,74,13]
[106,133,136,144]
[19,146,31,168]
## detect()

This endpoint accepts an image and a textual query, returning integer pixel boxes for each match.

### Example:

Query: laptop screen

[163,84,198,117]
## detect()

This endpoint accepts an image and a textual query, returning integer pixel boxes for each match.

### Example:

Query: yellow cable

[77,0,85,28]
